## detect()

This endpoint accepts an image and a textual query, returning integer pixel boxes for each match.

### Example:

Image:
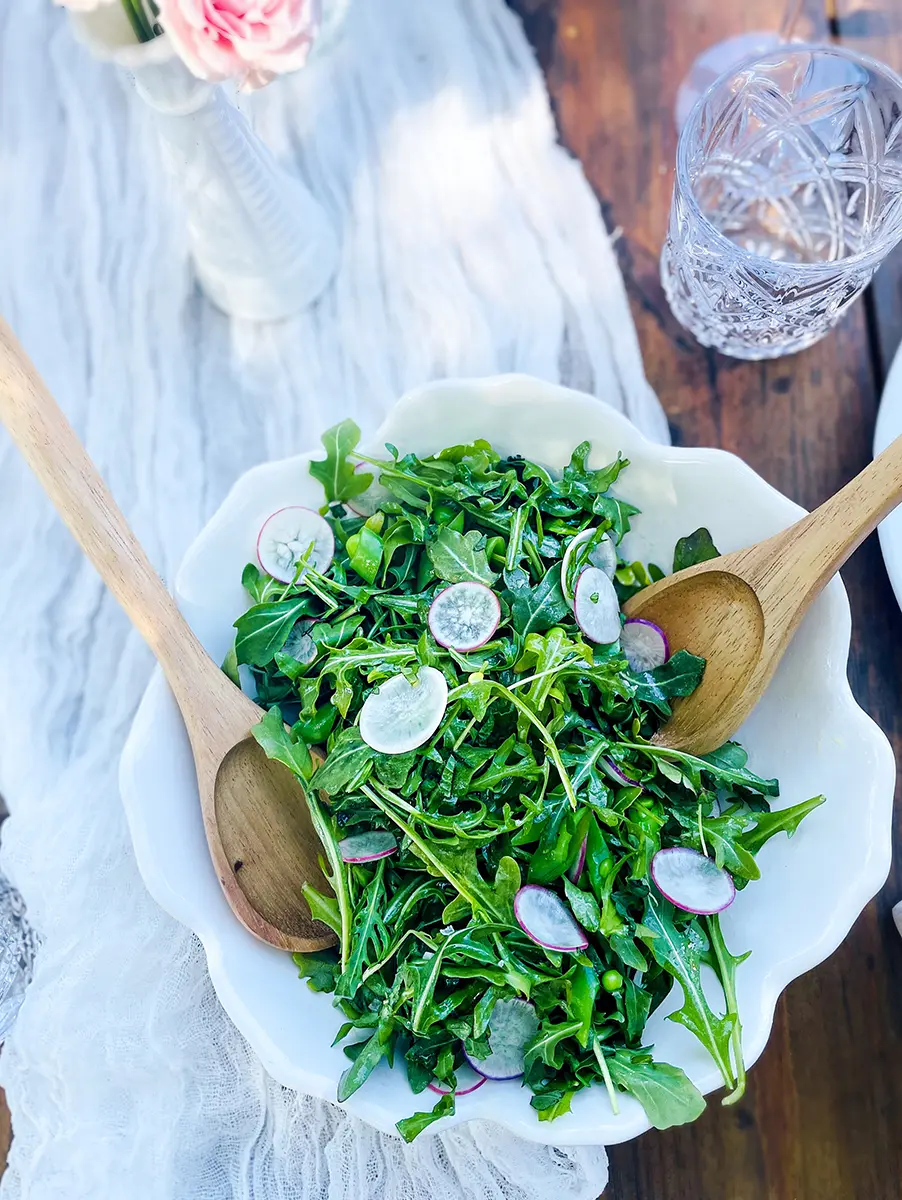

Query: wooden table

[508,2,902,1197]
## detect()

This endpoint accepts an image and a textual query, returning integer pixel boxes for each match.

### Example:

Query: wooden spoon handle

[745,431,902,602]
[0,318,211,686]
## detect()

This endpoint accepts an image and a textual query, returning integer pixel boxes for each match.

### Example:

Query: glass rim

[676,41,902,275]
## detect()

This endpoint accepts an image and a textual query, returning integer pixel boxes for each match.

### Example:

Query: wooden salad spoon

[624,436,902,755]
[0,319,335,954]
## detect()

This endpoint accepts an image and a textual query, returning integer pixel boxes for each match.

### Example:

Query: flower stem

[120,0,156,43]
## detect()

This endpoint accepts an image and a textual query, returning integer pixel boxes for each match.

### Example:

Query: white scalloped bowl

[119,375,894,1146]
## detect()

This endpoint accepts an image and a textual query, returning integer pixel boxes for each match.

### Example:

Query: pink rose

[157,0,321,90]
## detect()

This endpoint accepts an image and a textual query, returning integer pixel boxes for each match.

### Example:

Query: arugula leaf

[739,794,825,854]
[337,1021,395,1102]
[293,949,340,992]
[336,860,388,998]
[234,596,318,666]
[532,1089,576,1121]
[427,527,499,585]
[396,1092,455,1141]
[251,706,313,780]
[314,728,376,795]
[221,642,241,687]
[563,877,601,932]
[302,884,341,935]
[673,527,720,572]
[706,915,750,1105]
[639,897,735,1090]
[608,1051,706,1129]
[509,564,570,636]
[309,419,373,505]
[631,650,706,708]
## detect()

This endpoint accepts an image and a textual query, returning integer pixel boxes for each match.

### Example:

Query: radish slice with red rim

[428,582,500,651]
[562,528,617,600]
[651,847,735,915]
[338,831,398,863]
[621,618,669,672]
[427,1065,487,1096]
[574,567,621,645]
[513,885,588,952]
[463,998,539,1081]
[359,666,448,754]
[567,835,588,884]
[347,463,394,517]
[600,757,641,789]
[257,507,334,584]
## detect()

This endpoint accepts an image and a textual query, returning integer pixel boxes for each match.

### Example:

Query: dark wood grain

[510,2,902,1197]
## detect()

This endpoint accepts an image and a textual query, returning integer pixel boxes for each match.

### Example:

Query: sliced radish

[463,998,539,1081]
[359,666,448,754]
[348,462,394,517]
[338,831,398,863]
[428,582,500,651]
[567,835,588,884]
[257,507,334,584]
[562,528,618,601]
[427,1065,487,1096]
[893,900,902,939]
[514,885,588,952]
[651,847,735,915]
[283,619,317,665]
[600,757,640,788]
[621,618,669,672]
[574,567,621,645]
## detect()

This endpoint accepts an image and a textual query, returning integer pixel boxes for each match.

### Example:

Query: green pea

[601,969,623,993]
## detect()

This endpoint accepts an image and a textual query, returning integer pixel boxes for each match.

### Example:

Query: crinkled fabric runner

[0,1,666,1195]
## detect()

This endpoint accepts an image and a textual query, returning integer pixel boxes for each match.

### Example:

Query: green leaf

[638,902,734,1089]
[706,915,750,1105]
[568,963,599,1048]
[241,561,284,604]
[309,419,372,504]
[631,649,706,707]
[532,1089,575,1121]
[563,877,601,933]
[739,794,825,855]
[293,949,340,992]
[509,564,569,636]
[493,856,522,909]
[639,897,735,1090]
[426,527,498,585]
[252,706,313,780]
[524,1019,582,1069]
[301,883,341,935]
[395,1092,454,1142]
[608,1052,706,1130]
[314,728,376,795]
[221,643,240,687]
[673,527,720,573]
[234,596,317,667]
[337,1022,394,1102]
[336,860,387,998]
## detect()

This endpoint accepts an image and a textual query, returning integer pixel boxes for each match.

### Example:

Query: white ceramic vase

[70,6,340,321]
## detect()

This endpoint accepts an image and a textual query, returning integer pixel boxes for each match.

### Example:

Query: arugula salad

[227,420,824,1141]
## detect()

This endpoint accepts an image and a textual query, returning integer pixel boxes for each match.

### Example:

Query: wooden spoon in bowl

[624,435,902,755]
[0,319,335,954]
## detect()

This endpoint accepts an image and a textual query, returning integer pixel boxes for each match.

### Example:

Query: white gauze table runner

[0,1,668,1196]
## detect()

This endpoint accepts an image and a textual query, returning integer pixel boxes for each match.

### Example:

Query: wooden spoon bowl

[625,435,902,755]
